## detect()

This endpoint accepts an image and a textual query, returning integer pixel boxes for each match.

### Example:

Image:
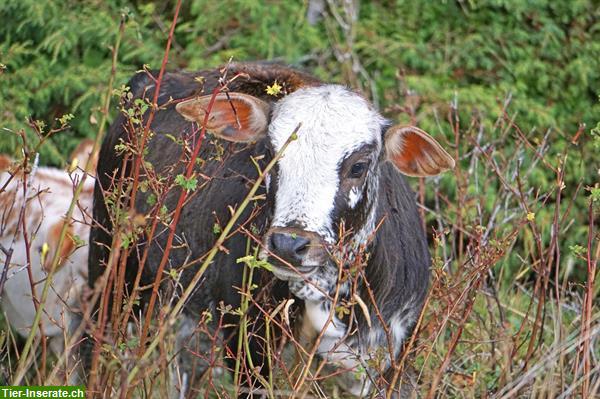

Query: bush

[1,0,598,397]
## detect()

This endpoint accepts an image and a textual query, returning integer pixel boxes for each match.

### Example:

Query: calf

[0,140,95,371]
[90,63,453,397]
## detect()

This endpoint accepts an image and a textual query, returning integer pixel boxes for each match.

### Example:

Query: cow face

[176,85,454,297]
[262,86,385,282]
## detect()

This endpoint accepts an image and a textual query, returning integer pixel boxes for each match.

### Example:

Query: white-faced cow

[89,63,454,397]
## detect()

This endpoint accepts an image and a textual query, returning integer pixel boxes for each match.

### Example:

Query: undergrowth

[0,1,598,398]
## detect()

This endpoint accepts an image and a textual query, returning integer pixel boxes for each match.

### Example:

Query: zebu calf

[90,63,453,397]
[0,141,95,361]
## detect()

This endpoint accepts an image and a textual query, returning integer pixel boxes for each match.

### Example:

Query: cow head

[177,85,454,299]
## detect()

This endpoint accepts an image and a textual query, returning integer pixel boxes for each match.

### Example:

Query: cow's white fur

[366,299,417,360]
[268,85,385,242]
[301,296,417,397]
[348,186,362,208]
[0,165,93,357]
[264,171,271,194]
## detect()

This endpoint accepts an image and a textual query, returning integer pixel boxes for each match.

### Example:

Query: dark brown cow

[89,63,454,397]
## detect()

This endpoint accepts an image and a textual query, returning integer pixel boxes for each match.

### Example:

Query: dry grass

[0,3,598,398]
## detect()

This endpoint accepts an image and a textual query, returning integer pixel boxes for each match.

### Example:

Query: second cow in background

[0,140,96,380]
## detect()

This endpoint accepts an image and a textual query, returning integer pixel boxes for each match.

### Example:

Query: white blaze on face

[264,172,271,193]
[348,186,362,209]
[268,85,385,242]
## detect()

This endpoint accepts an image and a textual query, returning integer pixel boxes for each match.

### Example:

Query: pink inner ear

[208,98,256,139]
[176,93,269,143]
[44,222,75,272]
[387,127,455,177]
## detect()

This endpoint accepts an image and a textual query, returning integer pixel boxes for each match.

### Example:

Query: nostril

[269,232,311,262]
[293,237,310,255]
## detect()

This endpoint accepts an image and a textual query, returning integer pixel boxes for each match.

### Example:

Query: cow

[89,63,454,397]
[0,140,96,378]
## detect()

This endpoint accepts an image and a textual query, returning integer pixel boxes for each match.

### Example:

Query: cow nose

[270,232,311,263]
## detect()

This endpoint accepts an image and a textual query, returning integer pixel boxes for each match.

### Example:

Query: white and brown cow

[90,63,453,397]
[0,140,96,369]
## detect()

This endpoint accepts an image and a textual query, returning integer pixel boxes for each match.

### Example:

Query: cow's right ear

[176,93,270,143]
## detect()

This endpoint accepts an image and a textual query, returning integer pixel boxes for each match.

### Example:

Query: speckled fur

[90,63,432,398]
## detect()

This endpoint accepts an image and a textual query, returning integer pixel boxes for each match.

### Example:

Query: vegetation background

[1,0,598,397]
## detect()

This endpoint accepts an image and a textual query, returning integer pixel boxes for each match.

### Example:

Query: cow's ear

[384,125,455,177]
[176,93,270,143]
[43,221,75,272]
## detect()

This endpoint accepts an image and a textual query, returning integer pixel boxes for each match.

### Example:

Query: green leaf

[175,174,198,191]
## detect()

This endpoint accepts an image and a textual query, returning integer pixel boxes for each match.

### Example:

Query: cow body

[90,63,453,397]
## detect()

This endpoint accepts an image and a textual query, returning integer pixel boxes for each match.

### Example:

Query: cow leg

[327,343,417,398]
[317,345,373,397]
[382,362,418,399]
[304,300,412,398]
[328,344,417,398]
[171,312,216,398]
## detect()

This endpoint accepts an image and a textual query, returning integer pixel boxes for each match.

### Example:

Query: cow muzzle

[262,226,329,279]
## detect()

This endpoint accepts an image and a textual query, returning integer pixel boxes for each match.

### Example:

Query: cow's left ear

[43,221,76,272]
[176,92,270,143]
[384,125,455,177]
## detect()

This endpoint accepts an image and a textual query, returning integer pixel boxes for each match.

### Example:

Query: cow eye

[348,162,368,178]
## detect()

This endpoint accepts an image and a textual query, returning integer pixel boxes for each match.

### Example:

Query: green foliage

[1,1,598,395]
[174,173,198,191]
[236,254,273,272]
[361,1,600,128]
[2,1,598,162]
[0,0,596,284]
